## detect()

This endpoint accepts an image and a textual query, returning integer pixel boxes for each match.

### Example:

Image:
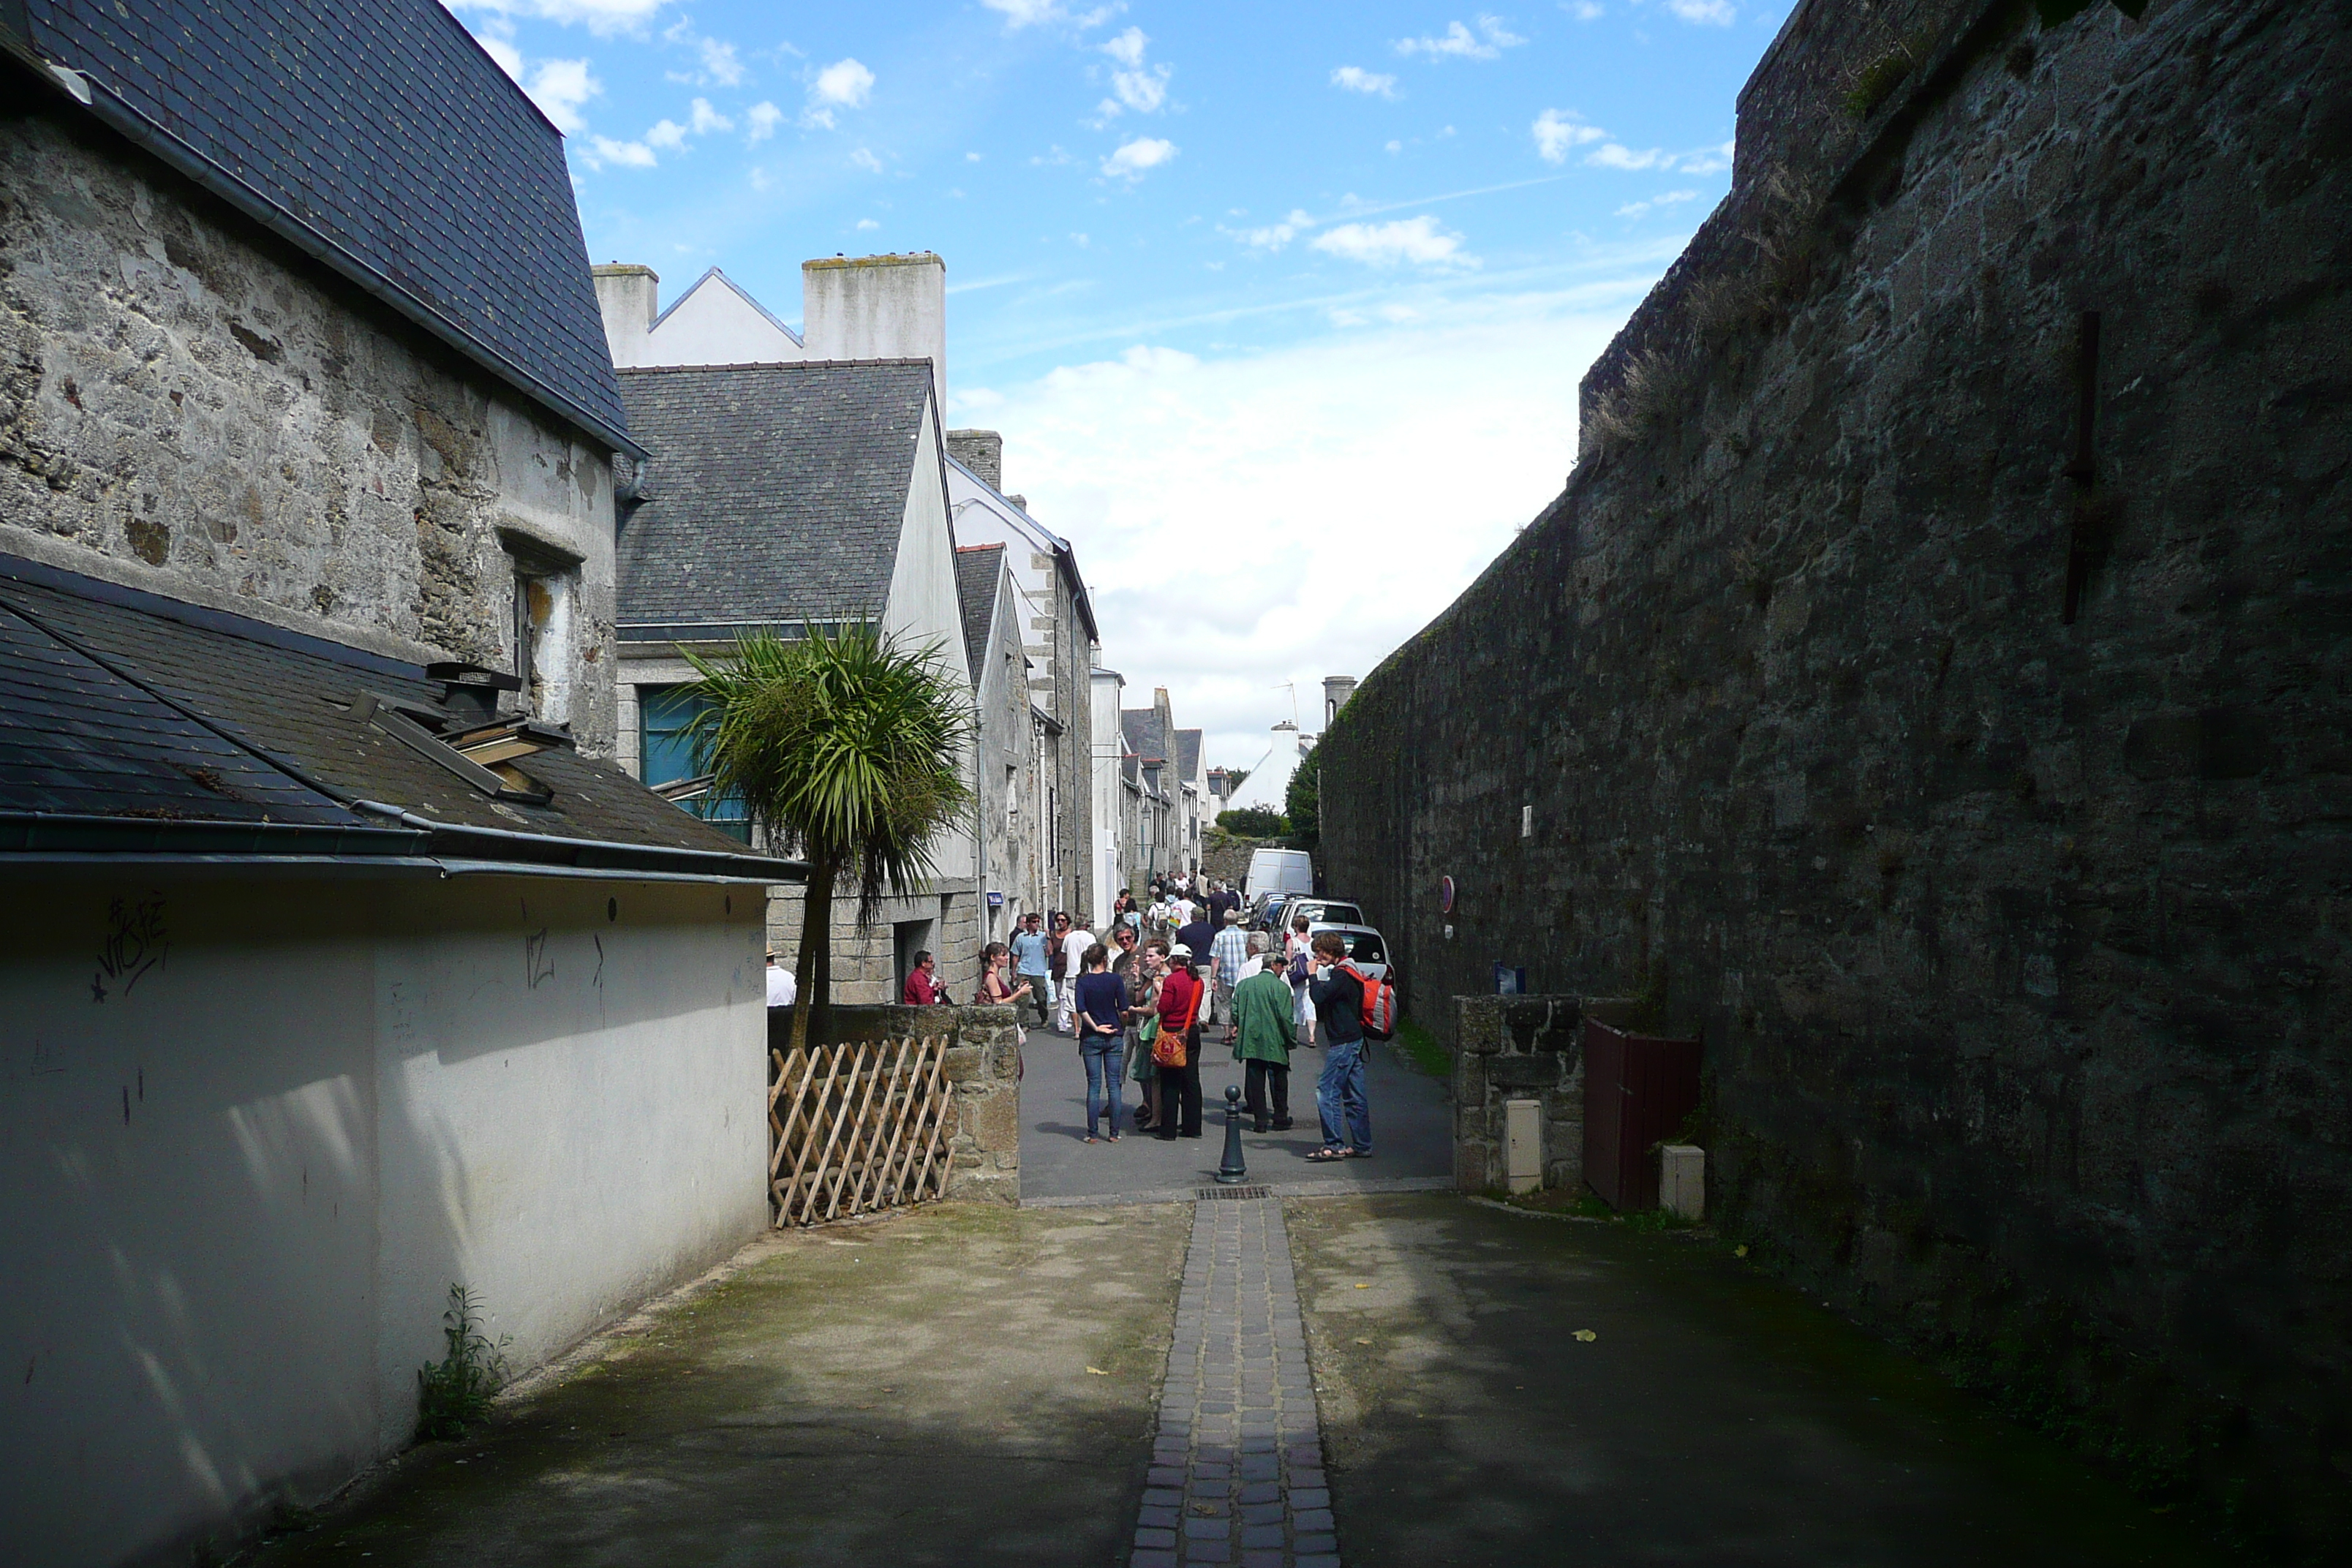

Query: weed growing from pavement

[415,1284,511,1441]
[1392,1014,1450,1079]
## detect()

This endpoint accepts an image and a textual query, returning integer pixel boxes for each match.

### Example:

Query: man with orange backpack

[1305,931,1376,1161]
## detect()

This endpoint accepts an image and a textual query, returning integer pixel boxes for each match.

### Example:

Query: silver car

[1285,897,1365,929]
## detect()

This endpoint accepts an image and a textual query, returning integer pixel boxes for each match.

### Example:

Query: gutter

[0,809,805,886]
[350,802,806,885]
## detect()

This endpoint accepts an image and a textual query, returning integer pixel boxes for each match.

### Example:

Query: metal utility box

[1582,1017,1703,1210]
[1504,1098,1543,1194]
[1659,1144,1705,1220]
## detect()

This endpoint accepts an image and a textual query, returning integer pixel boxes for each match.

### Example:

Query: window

[638,685,750,843]
[508,546,577,724]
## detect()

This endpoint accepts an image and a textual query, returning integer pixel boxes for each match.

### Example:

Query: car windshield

[1301,902,1361,924]
[1342,932,1385,963]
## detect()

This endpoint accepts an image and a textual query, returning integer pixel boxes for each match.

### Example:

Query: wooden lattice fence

[767,1036,954,1226]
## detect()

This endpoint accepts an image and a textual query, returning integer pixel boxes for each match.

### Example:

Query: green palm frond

[681,624,976,921]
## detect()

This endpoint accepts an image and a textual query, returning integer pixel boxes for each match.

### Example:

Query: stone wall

[772,1003,1022,1205]
[0,105,621,749]
[1452,996,1588,1194]
[1317,0,2348,1552]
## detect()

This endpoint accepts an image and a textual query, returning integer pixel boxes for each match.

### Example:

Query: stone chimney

[802,252,947,410]
[947,429,1003,490]
[591,263,657,369]
[1323,675,1358,726]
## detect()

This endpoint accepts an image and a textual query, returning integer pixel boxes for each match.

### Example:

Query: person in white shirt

[765,953,796,1009]
[1055,918,1097,1035]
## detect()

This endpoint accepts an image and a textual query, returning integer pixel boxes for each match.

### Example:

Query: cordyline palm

[683,625,974,1051]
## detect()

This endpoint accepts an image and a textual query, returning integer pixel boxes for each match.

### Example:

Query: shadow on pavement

[1286,1192,2231,1568]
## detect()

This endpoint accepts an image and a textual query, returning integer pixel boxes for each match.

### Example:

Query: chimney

[591,264,658,369]
[802,252,948,410]
[947,429,1003,489]
[1323,675,1358,726]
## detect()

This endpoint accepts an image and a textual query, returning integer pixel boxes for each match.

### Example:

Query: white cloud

[1565,0,1604,18]
[1532,108,1607,163]
[803,57,875,128]
[587,135,657,167]
[1101,25,1148,66]
[851,147,886,173]
[1310,214,1474,268]
[1331,66,1399,97]
[1616,188,1697,217]
[967,151,984,162]
[973,293,1637,766]
[856,217,881,230]
[690,97,731,134]
[453,0,672,38]
[981,0,1123,29]
[745,101,783,143]
[1386,138,1403,153]
[1392,15,1527,61]
[645,118,688,150]
[1094,27,1171,116]
[1588,142,1666,170]
[1665,0,1735,23]
[1226,209,1316,250]
[1681,138,1735,175]
[696,36,746,83]
[524,59,600,134]
[1102,136,1177,181]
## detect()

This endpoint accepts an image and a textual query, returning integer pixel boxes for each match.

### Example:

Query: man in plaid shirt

[1210,909,1251,1047]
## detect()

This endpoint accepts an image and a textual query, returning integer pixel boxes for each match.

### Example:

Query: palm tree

[682,625,975,1052]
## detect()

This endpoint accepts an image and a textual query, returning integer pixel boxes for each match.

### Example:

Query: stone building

[610,357,980,1003]
[0,4,799,1562]
[1314,0,2349,1550]
[1123,688,1202,882]
[956,540,1054,946]
[943,429,1103,926]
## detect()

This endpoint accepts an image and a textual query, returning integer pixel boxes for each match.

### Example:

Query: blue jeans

[1080,1036,1124,1138]
[1317,1037,1372,1153]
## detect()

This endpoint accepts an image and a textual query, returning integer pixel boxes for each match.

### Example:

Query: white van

[1244,848,1315,902]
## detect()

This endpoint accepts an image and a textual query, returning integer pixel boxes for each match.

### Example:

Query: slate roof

[617,361,935,636]
[953,544,1006,689]
[1121,708,1166,764]
[0,554,791,877]
[18,0,632,454]
[1175,728,1202,784]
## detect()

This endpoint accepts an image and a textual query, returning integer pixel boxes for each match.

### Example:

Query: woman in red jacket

[1154,945,1205,1139]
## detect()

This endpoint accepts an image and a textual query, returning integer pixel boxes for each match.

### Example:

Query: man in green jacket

[1232,935,1297,1133]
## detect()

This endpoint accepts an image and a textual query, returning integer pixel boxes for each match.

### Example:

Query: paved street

[253,1188,2225,1568]
[249,1204,1193,1568]
[1017,1020,1453,1206]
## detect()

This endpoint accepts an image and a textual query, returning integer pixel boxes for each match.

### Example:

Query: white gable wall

[881,402,976,883]
[647,271,806,366]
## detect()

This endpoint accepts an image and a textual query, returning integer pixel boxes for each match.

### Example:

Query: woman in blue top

[1071,942,1129,1143]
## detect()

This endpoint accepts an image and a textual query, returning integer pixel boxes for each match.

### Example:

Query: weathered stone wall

[1452,996,1588,1194]
[776,1003,1022,1205]
[1319,0,2348,1552]
[0,105,621,749]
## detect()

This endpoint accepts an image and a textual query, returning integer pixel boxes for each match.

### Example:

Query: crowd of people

[947,872,1375,1163]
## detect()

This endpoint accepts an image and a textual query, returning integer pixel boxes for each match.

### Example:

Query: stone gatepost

[1453,995,1587,1194]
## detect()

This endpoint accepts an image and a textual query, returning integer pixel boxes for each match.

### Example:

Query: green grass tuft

[1392,1014,1452,1079]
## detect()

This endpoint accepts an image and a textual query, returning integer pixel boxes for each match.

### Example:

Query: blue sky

[453,0,1787,770]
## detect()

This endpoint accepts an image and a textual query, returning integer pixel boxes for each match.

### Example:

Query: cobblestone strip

[1133,1197,1336,1568]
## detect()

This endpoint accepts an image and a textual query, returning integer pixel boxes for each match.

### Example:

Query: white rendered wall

[0,872,767,1567]
[881,405,976,884]
[802,254,947,408]
[646,271,805,366]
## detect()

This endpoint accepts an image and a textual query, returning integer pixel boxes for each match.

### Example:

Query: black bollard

[1215,1084,1248,1184]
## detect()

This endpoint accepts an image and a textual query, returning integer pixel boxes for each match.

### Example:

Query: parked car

[1286,897,1364,929]
[1244,847,1314,902]
[1306,921,1390,984]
